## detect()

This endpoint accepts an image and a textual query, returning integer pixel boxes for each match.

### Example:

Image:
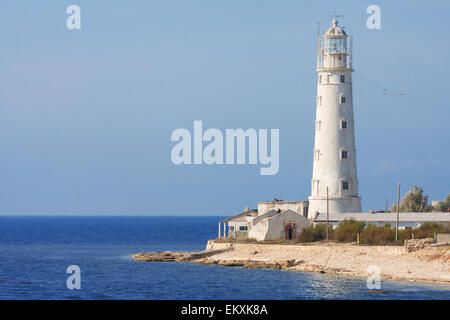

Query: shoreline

[132,240,450,285]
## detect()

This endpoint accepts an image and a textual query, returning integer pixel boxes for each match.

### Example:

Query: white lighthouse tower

[308,19,362,218]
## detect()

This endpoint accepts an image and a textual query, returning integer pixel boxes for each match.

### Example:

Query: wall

[249,211,311,241]
[435,233,450,244]
[257,201,307,216]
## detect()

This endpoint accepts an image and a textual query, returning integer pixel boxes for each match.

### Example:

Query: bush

[360,224,395,245]
[296,224,333,243]
[411,222,450,239]
[334,219,366,242]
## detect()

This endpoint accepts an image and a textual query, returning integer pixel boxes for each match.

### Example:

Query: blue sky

[0,1,449,215]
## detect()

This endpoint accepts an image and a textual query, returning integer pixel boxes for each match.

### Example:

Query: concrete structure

[248,209,311,241]
[219,209,258,238]
[435,233,450,244]
[312,211,450,229]
[257,201,308,217]
[219,201,310,241]
[308,19,361,218]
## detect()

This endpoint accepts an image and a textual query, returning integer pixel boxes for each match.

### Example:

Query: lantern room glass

[323,37,347,53]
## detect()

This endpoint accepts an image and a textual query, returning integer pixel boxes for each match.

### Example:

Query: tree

[390,185,430,213]
[432,194,450,212]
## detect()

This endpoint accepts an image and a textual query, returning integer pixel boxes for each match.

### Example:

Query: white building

[217,19,449,242]
[308,19,361,217]
[219,202,309,241]
[312,212,450,229]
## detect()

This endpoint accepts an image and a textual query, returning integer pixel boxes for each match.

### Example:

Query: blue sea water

[0,216,449,300]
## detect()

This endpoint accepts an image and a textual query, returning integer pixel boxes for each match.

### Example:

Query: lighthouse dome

[324,19,347,36]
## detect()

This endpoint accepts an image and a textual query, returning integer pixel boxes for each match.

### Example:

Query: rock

[286,259,296,267]
[131,248,231,262]
[404,238,434,252]
[368,290,397,294]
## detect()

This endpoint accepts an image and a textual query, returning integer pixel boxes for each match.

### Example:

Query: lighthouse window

[341,120,347,129]
[315,120,322,130]
[341,96,346,103]
[341,150,348,159]
[342,181,349,190]
[317,96,323,106]
[314,149,320,160]
[340,75,345,83]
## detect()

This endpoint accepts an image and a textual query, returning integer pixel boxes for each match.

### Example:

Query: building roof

[219,210,258,223]
[258,200,306,205]
[313,212,450,223]
[324,19,347,37]
[252,210,280,226]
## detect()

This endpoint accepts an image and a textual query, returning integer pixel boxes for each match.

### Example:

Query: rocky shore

[132,239,450,284]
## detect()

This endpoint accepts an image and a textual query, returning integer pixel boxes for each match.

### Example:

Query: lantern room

[317,19,353,71]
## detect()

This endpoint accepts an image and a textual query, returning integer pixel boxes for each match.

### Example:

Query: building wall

[228,220,250,238]
[316,221,439,230]
[249,211,311,241]
[257,201,308,217]
[307,197,361,218]
[435,233,450,243]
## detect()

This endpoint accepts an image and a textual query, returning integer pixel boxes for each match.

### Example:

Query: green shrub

[412,222,450,239]
[334,219,366,242]
[360,224,395,245]
[296,224,333,243]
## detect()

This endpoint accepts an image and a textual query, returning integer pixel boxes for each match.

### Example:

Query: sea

[0,216,449,300]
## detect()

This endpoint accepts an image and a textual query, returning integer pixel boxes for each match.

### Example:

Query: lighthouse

[308,19,362,218]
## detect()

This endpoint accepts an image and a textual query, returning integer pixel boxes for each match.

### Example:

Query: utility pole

[396,183,400,242]
[326,186,329,241]
[385,198,388,212]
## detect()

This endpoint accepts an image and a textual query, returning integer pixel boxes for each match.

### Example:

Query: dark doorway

[285,224,295,240]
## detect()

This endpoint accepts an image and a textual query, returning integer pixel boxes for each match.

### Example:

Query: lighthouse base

[307,196,361,219]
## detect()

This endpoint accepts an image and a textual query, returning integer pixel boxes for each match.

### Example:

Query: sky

[0,1,449,215]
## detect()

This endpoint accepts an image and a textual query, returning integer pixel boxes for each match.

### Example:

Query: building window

[340,75,345,83]
[319,75,322,83]
[315,120,322,130]
[341,120,347,129]
[229,226,234,231]
[314,149,320,160]
[341,150,348,159]
[239,226,248,231]
[327,75,330,83]
[342,181,349,190]
[317,96,323,106]
[341,96,346,103]
[312,180,320,196]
